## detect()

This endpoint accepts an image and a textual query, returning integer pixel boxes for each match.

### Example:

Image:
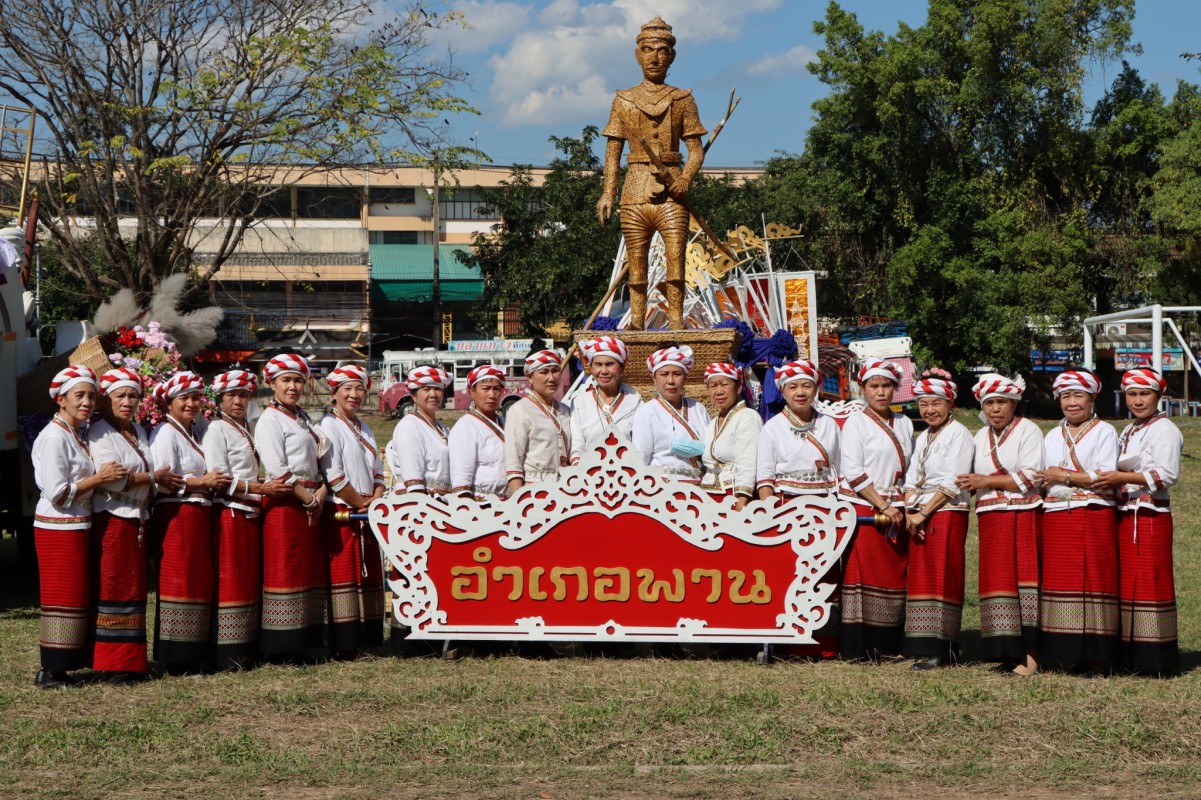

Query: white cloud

[745,44,818,77]
[433,1,533,55]
[485,0,785,127]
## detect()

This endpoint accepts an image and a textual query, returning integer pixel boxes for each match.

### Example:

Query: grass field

[3,413,1201,799]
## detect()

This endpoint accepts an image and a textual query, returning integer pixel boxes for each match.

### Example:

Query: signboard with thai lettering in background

[1115,348,1185,372]
[369,434,856,643]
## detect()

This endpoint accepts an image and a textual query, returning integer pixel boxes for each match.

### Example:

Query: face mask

[670,437,705,459]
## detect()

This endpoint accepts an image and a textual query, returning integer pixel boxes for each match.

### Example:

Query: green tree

[797,0,1136,372]
[461,127,621,336]
[0,0,475,303]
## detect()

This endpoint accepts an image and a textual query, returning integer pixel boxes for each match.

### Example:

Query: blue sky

[424,0,1201,168]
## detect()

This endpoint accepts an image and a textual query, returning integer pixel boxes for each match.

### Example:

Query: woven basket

[572,328,740,416]
[68,335,118,375]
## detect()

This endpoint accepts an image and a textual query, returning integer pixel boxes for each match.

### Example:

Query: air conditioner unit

[1103,323,1127,339]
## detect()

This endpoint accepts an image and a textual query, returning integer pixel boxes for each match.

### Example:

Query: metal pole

[1083,322,1094,370]
[431,154,442,349]
[1153,305,1163,407]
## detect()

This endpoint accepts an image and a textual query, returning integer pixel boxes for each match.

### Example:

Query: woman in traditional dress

[1032,369,1119,673]
[449,364,509,500]
[87,367,171,681]
[1092,368,1182,675]
[320,363,386,657]
[955,373,1044,675]
[505,348,571,492]
[755,359,842,657]
[389,365,453,496]
[31,366,125,689]
[568,335,641,463]
[699,362,760,507]
[254,353,330,662]
[631,345,710,483]
[149,371,231,674]
[839,357,914,662]
[900,369,974,670]
[385,365,453,649]
[202,369,289,669]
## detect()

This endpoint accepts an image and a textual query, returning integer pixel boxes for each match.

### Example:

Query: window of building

[369,231,420,245]
[254,187,293,219]
[369,187,416,205]
[295,186,361,219]
[439,189,496,220]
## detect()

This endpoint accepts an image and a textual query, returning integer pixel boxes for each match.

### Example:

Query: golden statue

[597,17,706,331]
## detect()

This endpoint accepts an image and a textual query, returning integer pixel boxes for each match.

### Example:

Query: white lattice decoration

[369,433,857,642]
[816,398,865,420]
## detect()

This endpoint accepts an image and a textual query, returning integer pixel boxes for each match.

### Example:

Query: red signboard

[369,435,856,643]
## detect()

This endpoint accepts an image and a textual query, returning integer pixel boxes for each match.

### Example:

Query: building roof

[370,244,483,303]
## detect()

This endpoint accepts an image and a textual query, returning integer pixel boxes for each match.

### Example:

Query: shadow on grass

[0,534,39,612]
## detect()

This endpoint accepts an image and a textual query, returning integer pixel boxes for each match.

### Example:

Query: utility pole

[431,151,442,350]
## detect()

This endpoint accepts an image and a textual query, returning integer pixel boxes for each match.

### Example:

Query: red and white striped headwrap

[467,364,506,389]
[155,371,205,403]
[972,373,1025,402]
[1121,368,1167,394]
[647,345,694,375]
[263,353,310,383]
[406,365,452,391]
[703,362,742,384]
[327,363,370,390]
[913,372,958,401]
[775,359,821,388]
[524,348,564,375]
[48,364,99,400]
[99,367,143,396]
[212,369,258,396]
[1053,370,1102,398]
[580,336,628,365]
[857,357,902,385]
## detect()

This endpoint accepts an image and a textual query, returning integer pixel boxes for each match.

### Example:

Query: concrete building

[186,164,764,367]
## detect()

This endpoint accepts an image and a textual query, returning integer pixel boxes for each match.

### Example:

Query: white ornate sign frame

[368,434,857,643]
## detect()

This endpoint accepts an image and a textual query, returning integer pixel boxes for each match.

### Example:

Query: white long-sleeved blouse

[970,416,1044,513]
[31,416,96,530]
[150,416,212,507]
[699,402,761,497]
[630,396,711,482]
[449,410,508,499]
[755,410,842,496]
[89,417,155,521]
[203,415,263,516]
[839,409,914,509]
[1042,418,1119,512]
[903,419,974,510]
[568,384,642,463]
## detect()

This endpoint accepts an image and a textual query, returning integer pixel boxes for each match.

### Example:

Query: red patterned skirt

[324,508,385,653]
[261,496,327,657]
[153,502,214,672]
[840,517,908,660]
[212,505,262,668]
[35,525,91,672]
[1118,509,1178,675]
[977,508,1042,661]
[1039,505,1119,669]
[90,512,148,673]
[903,510,968,659]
